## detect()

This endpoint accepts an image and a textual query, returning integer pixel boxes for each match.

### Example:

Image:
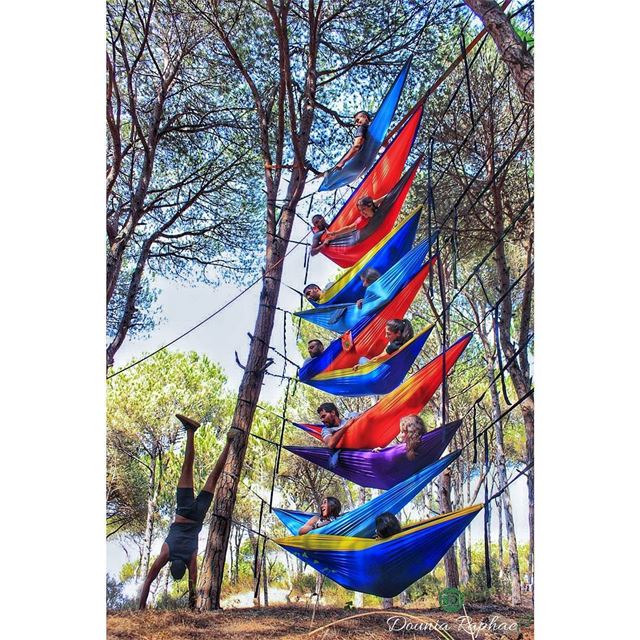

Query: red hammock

[319,105,424,267]
[324,255,436,373]
[297,333,472,449]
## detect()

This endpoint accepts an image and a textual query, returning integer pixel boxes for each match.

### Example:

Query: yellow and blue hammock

[311,205,422,308]
[274,504,482,598]
[295,235,438,334]
[300,324,434,396]
[298,250,431,381]
[284,420,462,490]
[319,58,412,192]
[273,450,461,538]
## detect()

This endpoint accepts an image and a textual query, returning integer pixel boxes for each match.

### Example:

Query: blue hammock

[319,58,412,192]
[274,504,482,598]
[273,450,460,538]
[309,202,421,308]
[301,324,433,396]
[294,233,438,334]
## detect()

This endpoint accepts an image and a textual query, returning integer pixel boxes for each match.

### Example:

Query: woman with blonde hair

[399,414,427,460]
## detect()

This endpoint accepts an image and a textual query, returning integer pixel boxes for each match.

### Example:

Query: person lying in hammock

[317,401,360,448]
[303,339,325,365]
[353,318,414,369]
[138,415,239,610]
[323,196,384,244]
[372,414,427,458]
[375,512,402,539]
[303,268,380,305]
[310,215,329,256]
[334,111,371,170]
[297,496,342,534]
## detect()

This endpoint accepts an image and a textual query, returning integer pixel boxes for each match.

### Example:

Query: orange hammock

[324,253,435,373]
[318,105,424,267]
[295,333,472,449]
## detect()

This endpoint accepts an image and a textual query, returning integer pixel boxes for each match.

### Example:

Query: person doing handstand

[138,415,239,609]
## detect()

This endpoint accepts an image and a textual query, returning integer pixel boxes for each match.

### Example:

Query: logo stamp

[438,587,464,613]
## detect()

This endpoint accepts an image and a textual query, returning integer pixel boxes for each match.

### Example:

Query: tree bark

[491,181,534,596]
[137,451,157,581]
[463,0,534,103]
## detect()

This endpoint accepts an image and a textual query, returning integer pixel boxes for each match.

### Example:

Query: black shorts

[175,487,214,523]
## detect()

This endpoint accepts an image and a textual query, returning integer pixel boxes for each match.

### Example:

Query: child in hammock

[353,318,414,369]
[334,111,371,170]
[298,496,342,534]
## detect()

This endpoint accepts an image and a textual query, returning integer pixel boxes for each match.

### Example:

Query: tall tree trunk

[457,462,470,585]
[137,452,157,581]
[491,180,534,597]
[497,493,504,577]
[463,0,534,103]
[196,171,307,611]
[262,554,269,606]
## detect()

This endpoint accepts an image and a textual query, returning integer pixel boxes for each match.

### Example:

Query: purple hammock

[285,420,462,490]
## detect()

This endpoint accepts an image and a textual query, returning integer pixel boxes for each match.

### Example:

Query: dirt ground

[108,601,534,640]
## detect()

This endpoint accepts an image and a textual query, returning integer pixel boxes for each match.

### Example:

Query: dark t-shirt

[165,521,202,564]
[355,124,369,140]
[386,339,404,354]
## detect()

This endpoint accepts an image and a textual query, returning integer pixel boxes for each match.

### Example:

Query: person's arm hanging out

[187,553,198,609]
[138,546,171,610]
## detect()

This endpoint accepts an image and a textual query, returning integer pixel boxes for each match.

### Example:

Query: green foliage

[106,349,234,538]
[106,574,136,611]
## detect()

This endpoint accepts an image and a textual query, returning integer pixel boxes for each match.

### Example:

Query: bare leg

[177,418,200,488]
[202,433,235,493]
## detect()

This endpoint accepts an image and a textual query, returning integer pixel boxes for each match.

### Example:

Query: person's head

[357,196,377,218]
[320,496,342,519]
[354,110,371,126]
[304,283,322,302]
[311,214,328,231]
[375,512,402,539]
[169,559,187,580]
[317,402,340,426]
[386,318,414,344]
[399,414,426,460]
[360,267,380,287]
[307,339,325,358]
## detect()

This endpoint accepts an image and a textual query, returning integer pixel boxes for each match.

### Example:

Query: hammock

[312,207,421,308]
[293,332,473,449]
[301,324,434,397]
[274,450,460,538]
[319,58,412,192]
[274,504,482,598]
[299,246,431,381]
[318,108,424,268]
[295,237,438,334]
[285,420,462,489]
[320,155,422,268]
